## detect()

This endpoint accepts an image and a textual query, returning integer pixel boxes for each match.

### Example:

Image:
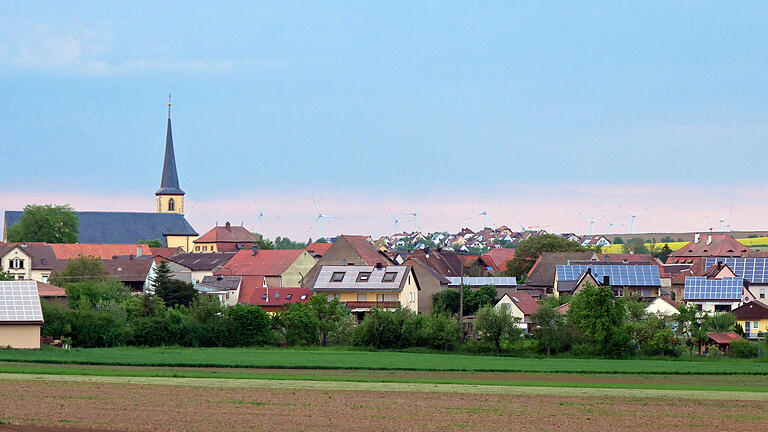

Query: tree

[676,303,706,357]
[0,270,13,281]
[274,236,307,249]
[316,238,329,244]
[158,279,197,308]
[729,339,759,358]
[6,204,79,243]
[630,315,679,356]
[652,244,673,263]
[225,305,273,346]
[504,234,588,279]
[531,303,570,355]
[613,237,625,245]
[138,239,163,248]
[423,313,460,351]
[308,294,350,346]
[50,255,109,286]
[150,261,174,294]
[474,305,523,354]
[65,279,131,310]
[281,302,320,345]
[622,238,650,254]
[661,236,673,243]
[252,233,275,250]
[567,282,628,357]
[703,312,737,333]
[433,285,498,316]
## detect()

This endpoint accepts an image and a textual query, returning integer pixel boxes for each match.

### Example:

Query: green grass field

[1,346,767,375]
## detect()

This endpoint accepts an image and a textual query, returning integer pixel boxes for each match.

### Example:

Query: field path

[2,372,767,401]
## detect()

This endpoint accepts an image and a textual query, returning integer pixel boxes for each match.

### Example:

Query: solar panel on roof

[0,281,43,322]
[683,277,744,300]
[705,258,768,284]
[555,265,661,286]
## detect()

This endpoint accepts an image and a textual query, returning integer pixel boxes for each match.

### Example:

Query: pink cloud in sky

[3,184,768,241]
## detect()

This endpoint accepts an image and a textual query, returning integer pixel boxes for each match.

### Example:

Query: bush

[423,313,460,351]
[354,308,409,349]
[224,305,273,347]
[68,309,127,348]
[281,302,320,346]
[729,339,759,358]
[706,345,724,359]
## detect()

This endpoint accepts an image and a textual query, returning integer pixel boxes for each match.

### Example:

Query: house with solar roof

[705,258,768,302]
[554,264,662,299]
[683,276,754,313]
[0,281,44,349]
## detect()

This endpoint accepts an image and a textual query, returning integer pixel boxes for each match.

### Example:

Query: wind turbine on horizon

[309,199,339,240]
[404,203,421,232]
[707,209,732,232]
[253,204,278,237]
[605,216,626,235]
[578,210,604,236]
[620,205,648,234]
[467,202,495,230]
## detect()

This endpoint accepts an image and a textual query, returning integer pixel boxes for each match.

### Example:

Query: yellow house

[0,243,56,283]
[311,265,420,319]
[733,300,768,339]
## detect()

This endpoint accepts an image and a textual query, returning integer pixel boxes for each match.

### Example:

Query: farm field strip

[3,346,768,375]
[3,372,768,401]
[2,363,768,393]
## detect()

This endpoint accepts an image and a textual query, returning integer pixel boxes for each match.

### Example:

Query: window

[286,294,292,300]
[331,272,345,282]
[761,289,766,299]
[262,294,268,300]
[615,289,624,297]
[409,292,415,303]
[275,292,280,298]
[17,275,23,280]
[42,274,49,283]
[168,198,175,211]
[357,293,367,301]
[746,321,751,332]
[754,321,759,330]
[195,246,200,251]
[11,258,23,269]
[382,272,397,282]
[300,294,307,300]
[356,272,371,282]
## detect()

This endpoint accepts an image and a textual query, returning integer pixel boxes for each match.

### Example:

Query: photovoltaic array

[446,277,517,287]
[555,265,661,286]
[704,258,768,283]
[0,281,43,322]
[683,276,744,300]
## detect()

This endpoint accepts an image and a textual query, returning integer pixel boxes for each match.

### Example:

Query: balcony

[345,301,401,310]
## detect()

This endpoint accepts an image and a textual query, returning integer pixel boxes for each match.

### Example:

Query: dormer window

[300,294,307,300]
[356,272,371,282]
[382,272,397,282]
[286,294,293,300]
[331,272,345,282]
[168,198,175,212]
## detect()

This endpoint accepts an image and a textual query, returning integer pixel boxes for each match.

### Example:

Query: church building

[4,100,199,251]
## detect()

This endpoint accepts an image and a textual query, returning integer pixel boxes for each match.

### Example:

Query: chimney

[375,262,383,269]
[225,221,231,231]
[694,233,701,244]
[425,247,430,258]
[707,234,712,246]
[603,275,610,286]
[137,247,143,257]
[252,245,258,256]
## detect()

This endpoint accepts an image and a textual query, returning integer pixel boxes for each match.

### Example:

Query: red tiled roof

[306,243,332,256]
[36,281,66,297]
[669,234,751,262]
[343,235,390,266]
[554,303,570,315]
[220,249,303,276]
[502,292,539,315]
[149,247,182,259]
[194,223,257,244]
[707,332,742,345]
[48,243,152,260]
[482,248,516,271]
[237,276,311,306]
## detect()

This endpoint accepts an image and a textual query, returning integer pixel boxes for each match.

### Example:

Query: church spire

[156,95,185,196]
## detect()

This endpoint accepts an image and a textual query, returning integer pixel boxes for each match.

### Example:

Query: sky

[2,2,768,240]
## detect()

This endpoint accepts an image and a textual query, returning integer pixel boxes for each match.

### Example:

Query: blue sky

[2,2,768,239]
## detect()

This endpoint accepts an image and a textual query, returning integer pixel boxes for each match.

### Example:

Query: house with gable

[494,292,539,331]
[301,235,395,288]
[0,243,57,283]
[193,222,258,253]
[667,233,755,264]
[218,248,317,288]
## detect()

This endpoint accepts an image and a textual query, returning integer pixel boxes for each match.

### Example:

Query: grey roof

[0,243,56,270]
[4,211,197,246]
[199,275,242,291]
[170,252,236,271]
[446,277,517,287]
[156,116,184,195]
[313,265,409,291]
[0,281,43,323]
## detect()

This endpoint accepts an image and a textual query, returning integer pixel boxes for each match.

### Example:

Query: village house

[704,332,743,356]
[169,252,236,283]
[667,233,758,264]
[0,281,44,349]
[301,235,395,288]
[193,222,258,252]
[48,243,152,260]
[311,264,421,319]
[554,264,662,299]
[494,291,539,331]
[645,296,680,316]
[732,300,768,339]
[218,248,317,288]
[0,243,56,283]
[195,275,242,306]
[683,276,754,313]
[237,276,312,313]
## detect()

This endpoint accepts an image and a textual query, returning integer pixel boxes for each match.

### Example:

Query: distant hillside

[597,231,768,242]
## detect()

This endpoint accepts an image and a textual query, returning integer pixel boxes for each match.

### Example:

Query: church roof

[156,111,184,195]
[4,211,198,246]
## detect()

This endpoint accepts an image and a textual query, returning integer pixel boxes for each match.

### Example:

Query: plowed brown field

[1,377,766,431]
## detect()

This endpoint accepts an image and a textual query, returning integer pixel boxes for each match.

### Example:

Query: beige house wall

[0,324,41,349]
[400,270,419,313]
[409,265,443,315]
[282,251,318,287]
[494,296,525,321]
[156,195,184,215]
[1,248,33,280]
[167,235,195,252]
[645,298,678,316]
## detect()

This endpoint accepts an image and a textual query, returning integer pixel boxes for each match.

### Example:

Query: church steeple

[156,95,185,214]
